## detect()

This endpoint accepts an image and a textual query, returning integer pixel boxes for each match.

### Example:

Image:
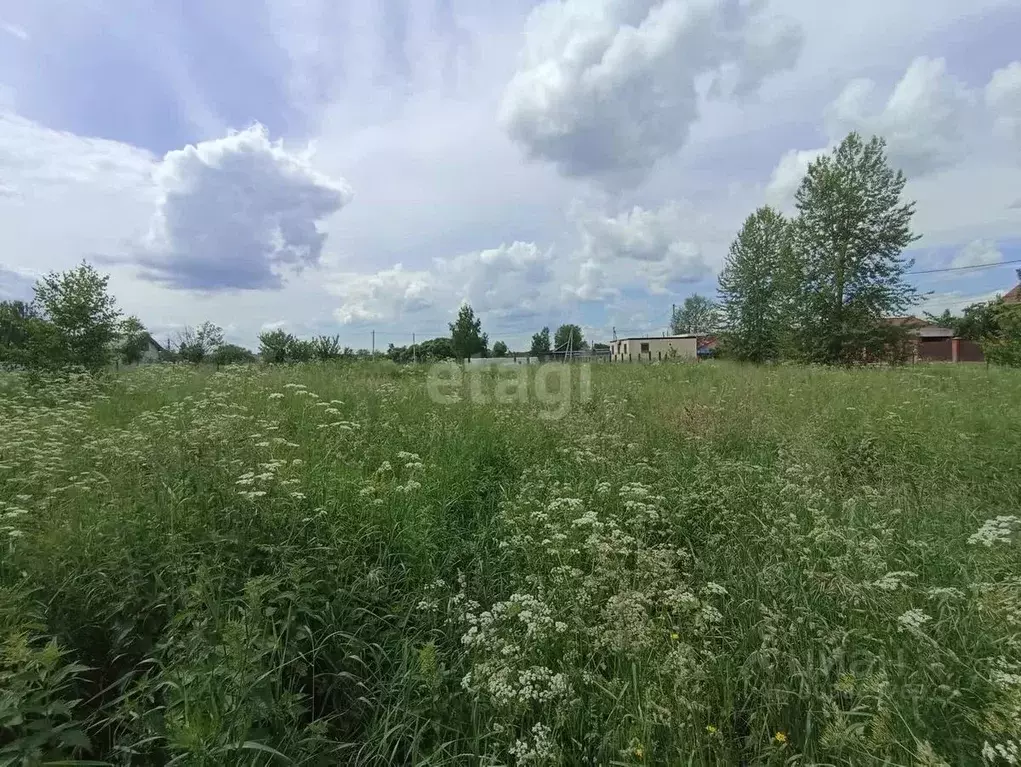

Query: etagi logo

[425,361,592,420]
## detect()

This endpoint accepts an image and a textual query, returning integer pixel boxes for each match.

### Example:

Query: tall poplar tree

[792,132,918,364]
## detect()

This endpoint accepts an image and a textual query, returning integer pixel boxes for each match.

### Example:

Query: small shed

[610,335,698,362]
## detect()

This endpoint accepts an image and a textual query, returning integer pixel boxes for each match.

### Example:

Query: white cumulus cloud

[566,202,710,299]
[766,56,985,211]
[950,238,1003,269]
[986,61,1021,147]
[499,0,802,184]
[765,146,827,209]
[135,124,353,290]
[328,242,556,326]
[825,57,974,176]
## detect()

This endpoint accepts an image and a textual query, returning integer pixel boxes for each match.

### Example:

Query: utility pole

[412,332,416,364]
[371,330,375,356]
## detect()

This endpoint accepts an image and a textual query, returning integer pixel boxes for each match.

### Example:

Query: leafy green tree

[0,300,66,370]
[718,206,793,362]
[289,339,315,362]
[530,327,551,356]
[958,302,1002,341]
[554,324,585,352]
[0,301,38,366]
[670,294,720,335]
[119,315,151,365]
[312,335,343,361]
[177,322,224,363]
[259,329,296,364]
[492,340,509,357]
[792,133,919,365]
[418,337,454,360]
[212,344,257,365]
[33,262,121,370]
[449,303,487,360]
[981,300,1021,367]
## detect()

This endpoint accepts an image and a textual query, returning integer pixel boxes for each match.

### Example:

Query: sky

[1,0,1020,351]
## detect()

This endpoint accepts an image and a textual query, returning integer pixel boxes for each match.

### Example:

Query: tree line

[0,268,602,371]
[670,132,1021,366]
[7,133,1018,372]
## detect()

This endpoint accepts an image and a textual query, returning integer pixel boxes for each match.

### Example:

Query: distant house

[110,332,165,364]
[882,316,982,363]
[610,335,698,361]
[1004,282,1021,305]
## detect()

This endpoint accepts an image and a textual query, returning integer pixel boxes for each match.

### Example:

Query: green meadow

[2,361,1020,765]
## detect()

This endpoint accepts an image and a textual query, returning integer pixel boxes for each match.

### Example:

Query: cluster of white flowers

[397,451,424,470]
[896,608,933,632]
[969,516,1021,547]
[872,571,918,591]
[508,722,558,764]
[0,500,28,540]
[926,586,966,601]
[983,739,1019,765]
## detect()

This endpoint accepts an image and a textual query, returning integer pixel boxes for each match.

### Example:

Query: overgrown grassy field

[2,361,1020,765]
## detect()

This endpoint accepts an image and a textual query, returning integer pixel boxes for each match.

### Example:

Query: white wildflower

[897,609,932,632]
[969,516,1021,547]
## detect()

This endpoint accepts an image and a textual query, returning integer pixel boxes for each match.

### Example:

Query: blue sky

[1,0,1020,349]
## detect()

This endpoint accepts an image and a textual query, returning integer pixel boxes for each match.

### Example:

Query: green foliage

[530,326,551,356]
[670,294,720,335]
[33,262,121,370]
[118,315,151,365]
[982,301,1021,367]
[492,340,508,357]
[212,343,257,365]
[718,206,793,362]
[553,323,585,351]
[0,301,41,368]
[0,591,92,764]
[2,362,1020,764]
[449,303,488,360]
[959,302,1002,341]
[387,337,455,364]
[259,329,295,364]
[791,133,919,365]
[177,322,225,364]
[312,335,344,361]
[288,338,315,363]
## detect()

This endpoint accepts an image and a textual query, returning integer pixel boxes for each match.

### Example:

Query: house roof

[614,334,699,341]
[916,326,954,338]
[884,315,928,328]
[1004,283,1021,304]
[144,333,165,352]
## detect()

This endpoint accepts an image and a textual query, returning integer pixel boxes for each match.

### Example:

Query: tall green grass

[1,361,1019,765]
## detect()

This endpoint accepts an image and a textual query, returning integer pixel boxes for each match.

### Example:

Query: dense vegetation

[2,361,1020,765]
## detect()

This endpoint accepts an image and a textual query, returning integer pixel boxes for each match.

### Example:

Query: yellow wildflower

[774,731,787,745]
[634,746,644,759]
[706,725,717,734]
[670,632,680,641]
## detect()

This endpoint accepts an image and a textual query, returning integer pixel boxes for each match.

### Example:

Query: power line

[906,258,1021,276]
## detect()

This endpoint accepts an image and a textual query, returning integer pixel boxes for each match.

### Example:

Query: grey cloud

[0,267,35,301]
[825,56,975,176]
[134,124,352,291]
[499,0,802,185]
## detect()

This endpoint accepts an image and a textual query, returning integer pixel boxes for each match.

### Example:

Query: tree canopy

[449,304,488,360]
[554,324,585,352]
[670,294,720,335]
[792,132,918,365]
[530,327,551,356]
[717,207,792,362]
